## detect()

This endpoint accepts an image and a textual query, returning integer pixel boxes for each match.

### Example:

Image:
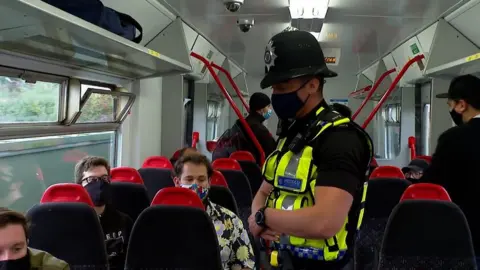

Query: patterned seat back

[378,200,476,270]
[355,178,410,270]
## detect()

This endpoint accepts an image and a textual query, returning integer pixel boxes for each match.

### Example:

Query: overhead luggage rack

[0,0,191,80]
[425,52,480,78]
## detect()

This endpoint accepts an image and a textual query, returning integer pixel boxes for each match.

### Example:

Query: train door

[415,83,432,156]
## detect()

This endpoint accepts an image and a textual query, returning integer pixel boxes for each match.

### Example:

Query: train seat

[125,206,222,270]
[40,183,94,206]
[151,187,205,210]
[400,183,451,201]
[27,203,107,268]
[230,151,263,196]
[111,167,144,184]
[378,200,476,269]
[110,182,150,221]
[212,158,252,224]
[208,185,239,215]
[355,178,411,270]
[138,168,175,201]
[369,166,405,179]
[141,156,173,169]
[211,170,229,188]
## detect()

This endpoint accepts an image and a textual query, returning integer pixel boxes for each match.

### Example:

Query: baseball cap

[436,75,480,108]
[402,159,429,174]
[260,30,337,89]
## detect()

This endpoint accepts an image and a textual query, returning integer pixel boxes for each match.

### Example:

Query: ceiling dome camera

[237,18,254,33]
[224,0,244,12]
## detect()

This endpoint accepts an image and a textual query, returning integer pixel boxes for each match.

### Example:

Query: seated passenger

[331,103,352,118]
[74,156,133,270]
[0,207,70,269]
[402,158,429,183]
[173,154,255,270]
[213,92,276,165]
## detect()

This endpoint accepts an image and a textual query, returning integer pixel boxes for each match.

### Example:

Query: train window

[0,131,116,213]
[77,84,115,123]
[375,89,402,159]
[206,101,221,141]
[0,75,63,124]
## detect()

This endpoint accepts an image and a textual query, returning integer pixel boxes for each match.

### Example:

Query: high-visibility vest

[262,106,373,261]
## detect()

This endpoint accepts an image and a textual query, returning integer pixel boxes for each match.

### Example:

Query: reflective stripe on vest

[262,108,370,261]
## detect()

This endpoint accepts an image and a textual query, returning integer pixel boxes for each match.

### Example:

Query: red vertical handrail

[408,136,416,161]
[362,55,425,129]
[210,62,250,112]
[352,68,396,120]
[192,132,199,149]
[191,52,265,164]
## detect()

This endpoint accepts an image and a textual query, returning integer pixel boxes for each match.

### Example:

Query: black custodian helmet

[260,30,337,89]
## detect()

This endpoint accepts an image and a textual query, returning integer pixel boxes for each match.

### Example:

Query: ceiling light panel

[289,0,330,19]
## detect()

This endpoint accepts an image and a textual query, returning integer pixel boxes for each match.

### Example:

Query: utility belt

[267,183,349,262]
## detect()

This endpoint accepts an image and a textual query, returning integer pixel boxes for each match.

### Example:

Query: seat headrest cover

[142,156,173,169]
[370,165,405,179]
[151,187,205,210]
[212,158,242,171]
[210,170,229,188]
[400,183,451,201]
[111,167,144,184]
[40,183,94,207]
[230,151,256,162]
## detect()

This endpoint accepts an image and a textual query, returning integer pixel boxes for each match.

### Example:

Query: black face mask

[449,109,464,126]
[0,253,30,270]
[85,180,111,206]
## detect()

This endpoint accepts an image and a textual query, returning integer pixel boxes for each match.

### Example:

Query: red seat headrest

[172,150,182,160]
[111,167,144,184]
[150,187,205,210]
[230,151,256,162]
[142,156,173,169]
[212,158,242,171]
[400,183,451,202]
[206,141,217,152]
[369,166,405,179]
[416,155,432,163]
[41,183,94,207]
[211,170,228,188]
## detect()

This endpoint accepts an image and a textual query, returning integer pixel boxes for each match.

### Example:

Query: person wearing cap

[402,159,429,183]
[244,92,277,162]
[421,74,480,260]
[248,30,373,269]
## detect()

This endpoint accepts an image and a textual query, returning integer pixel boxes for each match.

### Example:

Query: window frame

[0,65,68,125]
[73,88,135,125]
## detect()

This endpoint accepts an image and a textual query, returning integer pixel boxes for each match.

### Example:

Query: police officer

[248,31,373,269]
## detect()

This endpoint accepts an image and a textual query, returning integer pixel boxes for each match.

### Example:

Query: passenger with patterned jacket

[173,154,255,270]
[0,207,70,270]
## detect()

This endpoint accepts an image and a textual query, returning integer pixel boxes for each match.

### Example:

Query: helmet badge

[264,40,277,72]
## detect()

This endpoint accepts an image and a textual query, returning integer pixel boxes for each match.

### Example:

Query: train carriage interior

[1,0,480,269]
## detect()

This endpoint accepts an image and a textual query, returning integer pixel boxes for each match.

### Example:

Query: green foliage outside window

[0,77,114,123]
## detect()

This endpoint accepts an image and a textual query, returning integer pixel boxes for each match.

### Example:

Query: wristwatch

[255,206,267,228]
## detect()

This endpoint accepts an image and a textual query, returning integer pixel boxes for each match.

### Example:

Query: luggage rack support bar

[191,52,265,164]
[211,62,250,112]
[352,68,396,120]
[362,55,425,128]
